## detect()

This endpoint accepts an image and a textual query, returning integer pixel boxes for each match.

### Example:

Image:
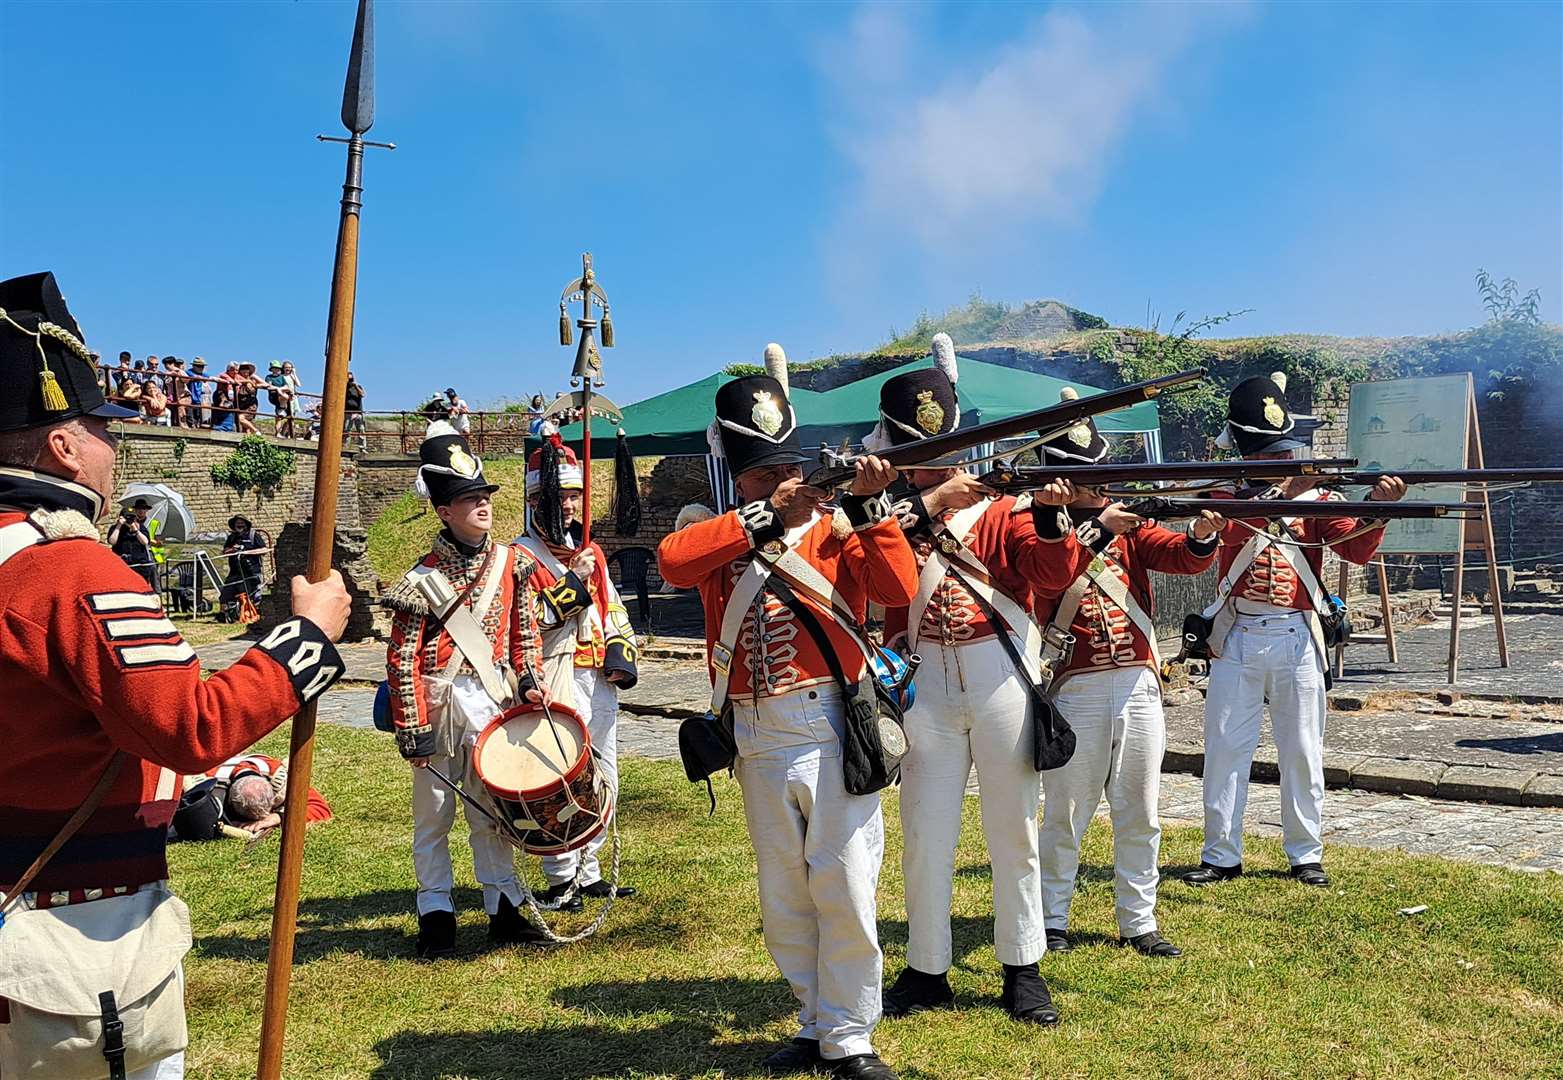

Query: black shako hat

[0,271,136,434]
[708,343,807,476]
[1221,371,1319,455]
[415,421,499,505]
[864,332,960,451]
[1038,387,1111,464]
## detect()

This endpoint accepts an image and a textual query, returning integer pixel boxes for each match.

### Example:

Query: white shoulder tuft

[1059,386,1080,401]
[1270,371,1288,393]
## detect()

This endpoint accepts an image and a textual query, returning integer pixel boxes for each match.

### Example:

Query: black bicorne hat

[1222,371,1319,455]
[0,272,136,434]
[415,422,499,505]
[1038,387,1110,463]
[865,332,960,451]
[709,343,807,476]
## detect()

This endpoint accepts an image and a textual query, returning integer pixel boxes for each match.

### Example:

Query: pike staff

[258,3,393,1076]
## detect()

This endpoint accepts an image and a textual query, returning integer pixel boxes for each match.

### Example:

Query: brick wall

[357,457,421,526]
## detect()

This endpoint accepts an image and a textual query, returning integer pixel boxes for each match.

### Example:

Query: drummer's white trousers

[1202,611,1328,869]
[542,665,620,887]
[1039,665,1165,938]
[900,637,1044,971]
[411,675,522,916]
[733,686,883,1062]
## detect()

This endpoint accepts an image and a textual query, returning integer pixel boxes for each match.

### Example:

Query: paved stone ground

[307,687,1563,875]
[1335,610,1563,697]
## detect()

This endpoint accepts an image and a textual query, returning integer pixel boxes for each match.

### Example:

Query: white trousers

[411,674,522,916]
[1040,666,1165,938]
[542,665,620,887]
[733,686,883,1062]
[1202,611,1328,868]
[900,638,1043,970]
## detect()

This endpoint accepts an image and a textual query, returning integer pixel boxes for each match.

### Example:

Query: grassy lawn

[174,724,1561,1079]
[366,460,532,582]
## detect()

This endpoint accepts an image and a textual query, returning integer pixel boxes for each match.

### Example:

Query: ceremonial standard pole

[258,3,393,1075]
[557,253,614,545]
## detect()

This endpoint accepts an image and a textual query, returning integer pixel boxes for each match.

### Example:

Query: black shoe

[1182,862,1243,885]
[830,1053,898,1080]
[488,896,545,946]
[415,909,457,959]
[881,966,954,1018]
[1290,862,1330,887]
[1001,962,1060,1026]
[537,881,584,912]
[581,879,637,899]
[762,1038,822,1075]
[1122,930,1182,958]
[1045,929,1073,953]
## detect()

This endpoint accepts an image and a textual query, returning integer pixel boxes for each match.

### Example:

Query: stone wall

[588,455,712,593]
[357,457,421,526]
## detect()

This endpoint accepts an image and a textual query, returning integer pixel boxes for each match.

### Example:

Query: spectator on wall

[189,356,209,426]
[211,362,238,431]
[235,362,261,434]
[344,371,367,450]
[142,373,171,426]
[282,360,303,437]
[164,356,190,427]
[445,386,471,434]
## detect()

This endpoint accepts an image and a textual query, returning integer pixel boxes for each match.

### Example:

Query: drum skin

[473,701,613,856]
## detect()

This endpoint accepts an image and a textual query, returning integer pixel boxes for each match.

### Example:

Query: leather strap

[0,752,128,915]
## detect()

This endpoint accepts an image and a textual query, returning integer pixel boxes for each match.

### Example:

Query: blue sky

[3,1,1559,410]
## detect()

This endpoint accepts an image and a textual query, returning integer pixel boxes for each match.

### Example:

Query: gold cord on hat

[0,307,90,413]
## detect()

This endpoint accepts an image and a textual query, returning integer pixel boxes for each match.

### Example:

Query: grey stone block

[1437,765,1537,806]
[1162,742,1203,777]
[1352,757,1446,797]
[1522,773,1563,809]
[1330,694,1368,712]
[1250,746,1280,785]
[1323,752,1369,788]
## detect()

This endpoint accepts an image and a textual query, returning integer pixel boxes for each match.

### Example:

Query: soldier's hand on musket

[927,471,992,514]
[850,455,899,496]
[570,548,598,580]
[1369,475,1407,502]
[1033,477,1077,506]
[772,476,831,528]
[291,569,351,642]
[1190,509,1226,542]
[1098,502,1143,535]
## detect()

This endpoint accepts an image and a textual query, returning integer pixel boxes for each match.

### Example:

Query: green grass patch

[175,724,1562,1079]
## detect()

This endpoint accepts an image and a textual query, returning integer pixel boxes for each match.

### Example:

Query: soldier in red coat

[870,336,1077,1027]
[1183,373,1404,889]
[1028,401,1222,960]
[659,345,916,1080]
[0,271,349,1080]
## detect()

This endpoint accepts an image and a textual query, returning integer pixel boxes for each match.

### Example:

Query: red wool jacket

[1207,489,1387,612]
[658,502,918,702]
[0,501,342,894]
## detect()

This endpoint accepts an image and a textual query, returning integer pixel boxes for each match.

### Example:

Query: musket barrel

[1324,468,1563,486]
[979,457,1360,492]
[1125,497,1485,519]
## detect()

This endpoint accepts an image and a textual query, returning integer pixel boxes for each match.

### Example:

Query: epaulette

[830,506,851,540]
[33,507,98,542]
[380,557,433,615]
[510,542,537,578]
[1010,494,1033,514]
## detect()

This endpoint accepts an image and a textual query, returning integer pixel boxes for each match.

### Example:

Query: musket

[258,4,392,1076]
[1315,467,1563,488]
[978,458,1360,494]
[1121,496,1484,520]
[804,368,1204,489]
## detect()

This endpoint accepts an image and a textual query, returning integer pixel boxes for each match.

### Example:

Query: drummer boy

[383,422,550,958]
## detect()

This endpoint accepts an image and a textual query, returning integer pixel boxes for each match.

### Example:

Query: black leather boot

[1290,862,1330,887]
[830,1053,899,1079]
[762,1038,822,1075]
[881,966,954,1018]
[415,909,457,959]
[1182,861,1243,885]
[1001,962,1060,1026]
[488,896,545,945]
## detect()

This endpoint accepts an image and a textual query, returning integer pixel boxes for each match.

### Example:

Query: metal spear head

[340,0,375,135]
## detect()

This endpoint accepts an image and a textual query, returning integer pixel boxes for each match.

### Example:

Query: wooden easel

[1333,376,1508,686]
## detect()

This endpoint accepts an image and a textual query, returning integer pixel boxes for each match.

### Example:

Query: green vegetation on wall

[210,436,297,496]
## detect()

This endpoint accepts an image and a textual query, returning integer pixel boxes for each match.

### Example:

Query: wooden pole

[1378,559,1398,663]
[1468,390,1510,667]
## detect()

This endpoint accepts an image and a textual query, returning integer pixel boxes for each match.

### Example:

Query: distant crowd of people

[98,351,367,445]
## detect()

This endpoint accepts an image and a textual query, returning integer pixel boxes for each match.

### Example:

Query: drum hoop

[473,701,595,800]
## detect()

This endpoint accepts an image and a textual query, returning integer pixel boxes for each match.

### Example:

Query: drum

[472,700,613,856]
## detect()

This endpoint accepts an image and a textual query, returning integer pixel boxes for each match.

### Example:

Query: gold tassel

[601,309,615,348]
[559,305,573,347]
[39,364,68,412]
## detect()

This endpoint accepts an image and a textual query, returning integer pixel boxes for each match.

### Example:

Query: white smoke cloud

[821,3,1247,252]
